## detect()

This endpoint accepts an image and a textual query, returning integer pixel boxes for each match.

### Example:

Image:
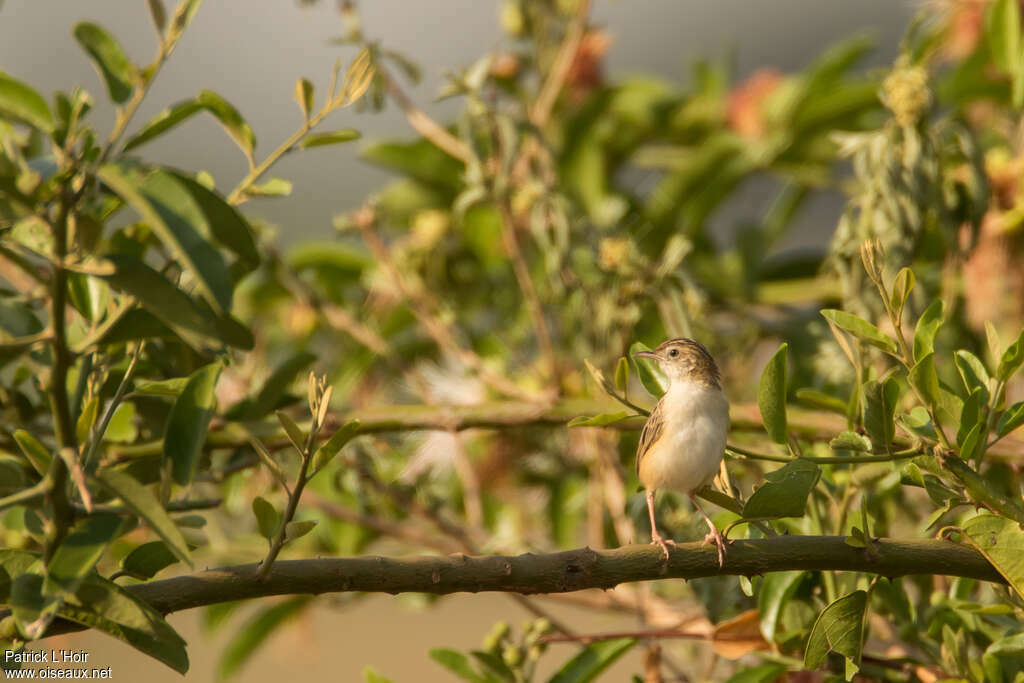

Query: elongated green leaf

[889,267,914,321]
[362,137,465,192]
[795,388,847,415]
[0,549,41,604]
[244,177,292,197]
[228,351,316,420]
[45,513,125,597]
[218,597,310,679]
[987,0,1022,74]
[13,430,51,477]
[120,540,181,579]
[122,99,203,151]
[252,497,279,541]
[276,410,306,452]
[908,351,941,410]
[997,401,1024,437]
[613,357,629,393]
[0,72,54,132]
[92,468,191,566]
[829,431,871,453]
[363,667,394,683]
[147,0,167,32]
[73,23,135,104]
[429,649,484,682]
[723,663,788,683]
[197,89,254,158]
[76,395,98,445]
[820,309,897,355]
[567,412,629,428]
[757,570,804,642]
[294,77,313,119]
[548,638,636,683]
[59,573,188,673]
[164,362,221,486]
[757,343,788,443]
[98,163,233,312]
[862,378,898,452]
[962,514,1024,600]
[629,342,667,398]
[954,350,991,404]
[310,419,360,474]
[300,129,361,148]
[135,377,190,397]
[958,387,984,448]
[913,300,945,362]
[284,520,316,543]
[743,459,820,520]
[804,590,867,677]
[997,328,1024,381]
[166,170,259,268]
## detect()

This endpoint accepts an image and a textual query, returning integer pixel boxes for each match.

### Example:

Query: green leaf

[164,362,221,487]
[547,638,636,683]
[294,77,313,120]
[722,663,788,683]
[363,667,394,683]
[286,241,372,277]
[0,549,40,604]
[76,395,99,445]
[98,163,233,312]
[310,419,360,474]
[743,459,820,520]
[252,497,279,541]
[958,387,984,448]
[361,136,465,192]
[72,23,135,104]
[135,377,190,397]
[276,410,306,453]
[962,514,1024,600]
[987,0,1022,74]
[997,401,1024,437]
[120,540,181,579]
[757,570,804,643]
[614,357,629,393]
[45,513,125,597]
[122,99,204,151]
[0,72,55,132]
[470,651,516,682]
[228,351,316,420]
[300,129,362,148]
[13,430,51,477]
[803,590,867,677]
[913,300,945,363]
[889,267,914,322]
[244,177,292,197]
[105,402,138,443]
[166,170,259,269]
[908,351,941,409]
[147,0,167,32]
[284,520,316,543]
[795,388,848,415]
[757,343,789,444]
[628,342,668,398]
[996,328,1024,381]
[60,573,189,672]
[91,468,192,567]
[429,649,485,682]
[567,412,629,427]
[829,431,872,453]
[820,309,897,355]
[861,378,898,452]
[954,350,991,404]
[196,89,254,158]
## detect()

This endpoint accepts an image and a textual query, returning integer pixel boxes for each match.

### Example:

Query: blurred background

[1,1,922,681]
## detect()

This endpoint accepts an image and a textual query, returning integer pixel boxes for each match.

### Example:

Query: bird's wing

[636,398,665,477]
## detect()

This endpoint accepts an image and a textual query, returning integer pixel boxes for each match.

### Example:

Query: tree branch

[19,537,1002,640]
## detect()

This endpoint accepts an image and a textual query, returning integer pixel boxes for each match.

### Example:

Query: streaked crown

[638,337,721,387]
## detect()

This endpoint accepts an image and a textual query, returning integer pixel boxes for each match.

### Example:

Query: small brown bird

[634,338,730,566]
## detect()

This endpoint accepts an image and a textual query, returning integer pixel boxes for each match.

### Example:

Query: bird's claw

[651,535,676,561]
[702,530,727,567]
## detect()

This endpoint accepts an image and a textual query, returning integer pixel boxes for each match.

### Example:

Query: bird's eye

[668,348,679,357]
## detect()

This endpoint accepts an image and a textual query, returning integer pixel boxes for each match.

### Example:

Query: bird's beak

[633,350,658,360]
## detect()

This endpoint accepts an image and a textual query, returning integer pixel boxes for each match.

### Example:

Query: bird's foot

[651,534,676,561]
[702,528,727,567]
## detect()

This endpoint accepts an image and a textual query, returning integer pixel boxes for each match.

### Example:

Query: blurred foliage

[2,0,1024,680]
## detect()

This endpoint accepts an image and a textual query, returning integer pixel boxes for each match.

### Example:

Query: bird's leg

[646,489,674,560]
[688,492,726,567]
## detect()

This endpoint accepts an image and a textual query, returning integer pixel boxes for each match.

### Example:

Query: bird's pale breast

[638,381,729,493]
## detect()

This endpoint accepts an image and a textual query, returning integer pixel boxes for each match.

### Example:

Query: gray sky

[1,1,913,242]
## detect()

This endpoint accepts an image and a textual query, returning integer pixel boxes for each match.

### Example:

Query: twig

[379,64,470,163]
[82,342,144,468]
[530,0,592,126]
